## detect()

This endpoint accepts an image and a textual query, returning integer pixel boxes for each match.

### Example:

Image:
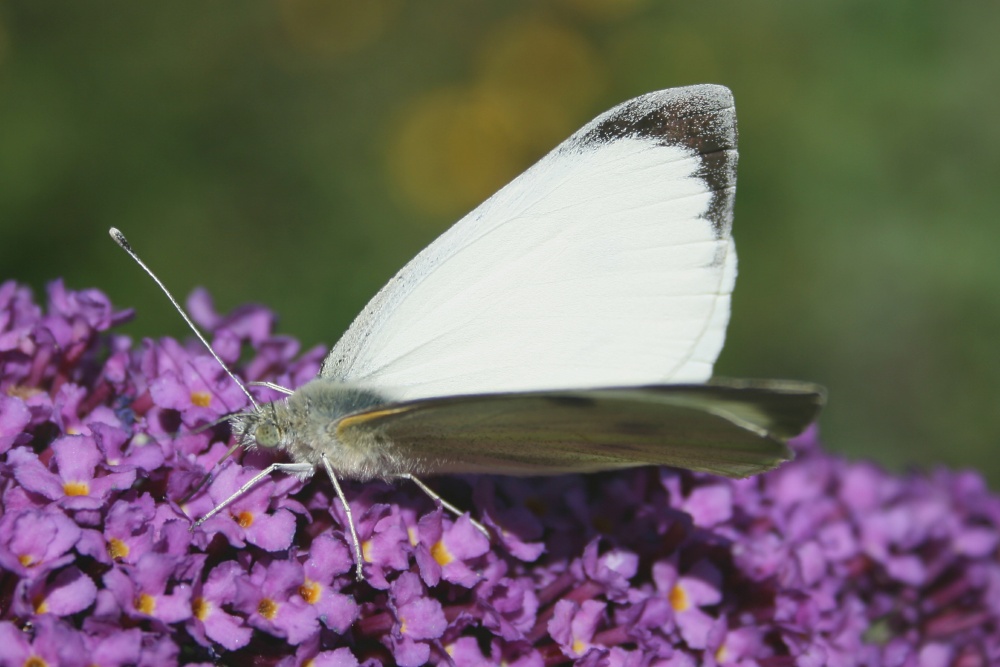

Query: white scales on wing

[321,85,738,401]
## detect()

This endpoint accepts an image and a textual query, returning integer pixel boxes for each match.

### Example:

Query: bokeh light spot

[386,87,523,218]
[476,15,607,145]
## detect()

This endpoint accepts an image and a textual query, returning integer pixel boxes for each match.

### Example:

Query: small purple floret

[1,279,998,665]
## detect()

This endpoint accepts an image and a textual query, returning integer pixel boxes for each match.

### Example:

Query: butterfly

[111,84,824,580]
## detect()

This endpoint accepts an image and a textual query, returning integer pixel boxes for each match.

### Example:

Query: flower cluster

[1,279,998,666]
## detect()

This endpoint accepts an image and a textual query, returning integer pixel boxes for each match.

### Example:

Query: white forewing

[322,85,738,401]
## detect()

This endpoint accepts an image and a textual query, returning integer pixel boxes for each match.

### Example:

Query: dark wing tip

[574,84,736,154]
[569,85,738,238]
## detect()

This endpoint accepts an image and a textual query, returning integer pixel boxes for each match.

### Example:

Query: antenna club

[108,227,131,251]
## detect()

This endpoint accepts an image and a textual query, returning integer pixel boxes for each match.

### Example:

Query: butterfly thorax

[232,380,402,481]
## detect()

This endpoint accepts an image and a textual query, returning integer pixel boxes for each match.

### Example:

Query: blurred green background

[2,2,998,483]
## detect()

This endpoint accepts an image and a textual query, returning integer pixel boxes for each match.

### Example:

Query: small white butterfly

[111,84,824,581]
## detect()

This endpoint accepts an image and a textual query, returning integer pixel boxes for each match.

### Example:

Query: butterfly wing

[334,380,825,479]
[321,85,739,401]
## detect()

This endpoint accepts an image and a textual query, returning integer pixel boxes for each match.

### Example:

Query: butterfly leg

[401,473,490,538]
[320,455,365,582]
[193,462,316,527]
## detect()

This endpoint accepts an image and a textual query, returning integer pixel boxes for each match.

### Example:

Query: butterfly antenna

[108,228,259,412]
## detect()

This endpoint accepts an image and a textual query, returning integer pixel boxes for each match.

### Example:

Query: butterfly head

[231,402,291,451]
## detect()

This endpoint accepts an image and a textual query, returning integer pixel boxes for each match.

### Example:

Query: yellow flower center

[192,597,209,620]
[107,538,130,560]
[135,593,156,615]
[190,391,212,407]
[299,580,321,605]
[258,598,279,620]
[715,643,729,662]
[63,481,89,497]
[669,584,691,612]
[431,540,454,566]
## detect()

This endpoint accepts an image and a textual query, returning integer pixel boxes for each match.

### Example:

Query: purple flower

[0,394,31,453]
[82,628,144,667]
[188,559,253,650]
[102,494,158,564]
[548,598,608,660]
[354,502,412,589]
[0,507,81,578]
[652,557,722,649]
[12,565,98,618]
[477,566,540,641]
[2,280,1000,666]
[277,642,361,667]
[387,571,448,666]
[300,533,360,632]
[104,553,192,624]
[233,558,319,644]
[0,616,87,667]
[8,433,136,510]
[148,337,249,426]
[194,461,301,552]
[413,510,491,587]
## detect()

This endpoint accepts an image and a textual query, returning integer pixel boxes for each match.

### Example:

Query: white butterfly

[111,84,824,580]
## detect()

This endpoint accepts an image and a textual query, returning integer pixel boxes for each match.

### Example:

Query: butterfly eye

[255,422,281,448]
